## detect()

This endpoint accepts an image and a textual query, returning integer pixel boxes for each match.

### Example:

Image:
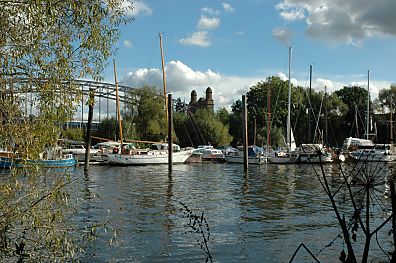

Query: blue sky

[103,0,396,111]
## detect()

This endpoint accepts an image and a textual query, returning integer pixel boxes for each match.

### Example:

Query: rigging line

[313,96,324,143]
[147,34,159,70]
[137,35,160,88]
[292,103,300,133]
[187,110,206,145]
[182,120,194,147]
[269,78,282,136]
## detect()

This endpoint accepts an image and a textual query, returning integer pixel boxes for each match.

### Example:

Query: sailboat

[346,71,396,162]
[268,47,299,164]
[295,76,333,164]
[104,36,193,165]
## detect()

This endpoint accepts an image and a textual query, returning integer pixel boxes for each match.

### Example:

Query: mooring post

[390,177,396,257]
[84,88,95,172]
[168,94,173,173]
[242,95,248,170]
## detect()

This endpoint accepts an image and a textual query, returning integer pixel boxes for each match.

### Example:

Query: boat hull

[225,155,266,164]
[0,156,77,168]
[349,153,396,162]
[267,156,297,164]
[297,154,333,164]
[105,150,193,165]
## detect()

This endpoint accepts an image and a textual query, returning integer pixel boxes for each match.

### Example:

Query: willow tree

[1,0,133,156]
[0,1,133,261]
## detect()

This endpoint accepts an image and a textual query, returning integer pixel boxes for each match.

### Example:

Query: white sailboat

[103,35,193,166]
[346,71,396,162]
[268,47,298,164]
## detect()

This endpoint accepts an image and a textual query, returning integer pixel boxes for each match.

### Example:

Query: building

[188,87,214,113]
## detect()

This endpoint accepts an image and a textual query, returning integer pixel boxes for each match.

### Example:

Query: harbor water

[71,162,394,262]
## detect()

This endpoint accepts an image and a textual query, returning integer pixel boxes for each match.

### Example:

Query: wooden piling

[390,178,396,256]
[84,88,95,172]
[168,94,173,173]
[242,95,248,170]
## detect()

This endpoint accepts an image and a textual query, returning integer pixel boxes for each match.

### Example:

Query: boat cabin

[150,143,181,152]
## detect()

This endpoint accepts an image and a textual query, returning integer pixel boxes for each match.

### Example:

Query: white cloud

[311,78,390,99]
[316,78,333,90]
[197,15,220,30]
[121,60,261,110]
[179,31,211,47]
[222,3,235,13]
[272,27,294,44]
[123,40,133,48]
[201,7,220,16]
[275,0,396,44]
[116,61,393,113]
[275,1,305,21]
[124,0,152,16]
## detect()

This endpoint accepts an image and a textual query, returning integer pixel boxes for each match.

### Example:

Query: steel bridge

[4,78,139,124]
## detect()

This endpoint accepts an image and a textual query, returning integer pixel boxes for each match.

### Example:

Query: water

[72,162,394,262]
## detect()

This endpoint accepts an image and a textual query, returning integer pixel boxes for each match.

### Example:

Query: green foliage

[95,117,119,141]
[129,86,167,142]
[194,109,232,147]
[216,107,230,126]
[229,76,352,146]
[62,128,84,141]
[0,1,133,261]
[376,85,396,113]
[229,76,304,146]
[335,86,369,120]
[335,86,371,138]
[173,109,232,148]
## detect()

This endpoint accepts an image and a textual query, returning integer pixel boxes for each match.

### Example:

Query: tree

[0,1,133,261]
[335,86,371,139]
[95,117,119,141]
[376,85,396,113]
[229,76,305,147]
[216,107,230,126]
[173,109,232,148]
[132,86,167,142]
[62,128,84,141]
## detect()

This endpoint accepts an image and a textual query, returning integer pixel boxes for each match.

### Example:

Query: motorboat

[296,143,333,163]
[225,145,267,164]
[62,143,101,162]
[349,143,396,162]
[0,147,77,169]
[267,148,298,164]
[190,145,225,163]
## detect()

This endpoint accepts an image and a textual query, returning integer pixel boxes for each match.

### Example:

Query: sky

[101,0,396,113]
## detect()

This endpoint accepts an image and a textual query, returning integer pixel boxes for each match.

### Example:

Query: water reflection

[72,162,394,262]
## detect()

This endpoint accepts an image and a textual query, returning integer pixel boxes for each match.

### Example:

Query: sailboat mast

[113,59,123,149]
[366,70,370,140]
[308,65,312,142]
[324,85,328,145]
[287,46,292,150]
[159,33,168,123]
[267,77,271,148]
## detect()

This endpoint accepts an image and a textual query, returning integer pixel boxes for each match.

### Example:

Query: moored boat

[104,143,193,165]
[267,148,298,164]
[190,145,225,163]
[0,154,77,169]
[296,143,333,163]
[61,142,101,162]
[349,143,396,162]
[225,146,266,164]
